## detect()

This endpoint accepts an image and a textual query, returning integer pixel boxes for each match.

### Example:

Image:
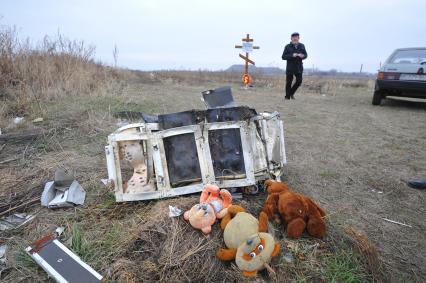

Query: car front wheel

[372,90,383,105]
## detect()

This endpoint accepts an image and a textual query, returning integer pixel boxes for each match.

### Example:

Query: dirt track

[128,79,426,281]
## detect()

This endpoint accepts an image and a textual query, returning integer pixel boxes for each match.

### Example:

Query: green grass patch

[323,249,370,283]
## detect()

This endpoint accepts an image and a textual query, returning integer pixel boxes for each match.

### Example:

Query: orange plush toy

[262,180,326,239]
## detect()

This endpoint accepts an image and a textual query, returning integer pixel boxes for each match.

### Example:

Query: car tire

[372,90,383,105]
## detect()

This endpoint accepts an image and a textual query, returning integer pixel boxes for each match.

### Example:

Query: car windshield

[388,49,426,64]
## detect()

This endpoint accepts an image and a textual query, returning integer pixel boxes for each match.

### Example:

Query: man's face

[291,36,300,44]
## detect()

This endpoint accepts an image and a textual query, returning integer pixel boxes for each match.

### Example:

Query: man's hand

[293,53,298,57]
[297,53,305,58]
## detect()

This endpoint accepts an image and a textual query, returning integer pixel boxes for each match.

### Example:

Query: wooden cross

[235,34,260,84]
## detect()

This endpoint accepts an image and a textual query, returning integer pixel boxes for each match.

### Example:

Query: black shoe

[290,95,295,100]
[285,96,290,100]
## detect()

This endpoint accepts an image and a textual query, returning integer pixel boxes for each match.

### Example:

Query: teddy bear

[262,179,326,239]
[184,185,232,234]
[216,205,280,277]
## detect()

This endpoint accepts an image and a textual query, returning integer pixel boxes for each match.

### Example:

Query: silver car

[373,47,426,105]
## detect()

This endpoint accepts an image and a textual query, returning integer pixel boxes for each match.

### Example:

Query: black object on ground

[407,178,426,189]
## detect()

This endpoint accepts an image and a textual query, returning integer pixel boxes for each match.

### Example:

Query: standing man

[282,32,308,100]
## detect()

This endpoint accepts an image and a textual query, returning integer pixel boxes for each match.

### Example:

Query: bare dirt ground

[1,74,425,282]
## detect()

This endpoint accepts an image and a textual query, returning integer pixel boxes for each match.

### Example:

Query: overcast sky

[1,0,425,72]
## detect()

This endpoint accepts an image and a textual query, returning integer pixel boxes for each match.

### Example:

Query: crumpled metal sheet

[201,86,236,109]
[0,213,35,231]
[41,170,86,208]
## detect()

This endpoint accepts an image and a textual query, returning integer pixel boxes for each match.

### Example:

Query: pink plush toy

[200,185,232,219]
[183,185,232,234]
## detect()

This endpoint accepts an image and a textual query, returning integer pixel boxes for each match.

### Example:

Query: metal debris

[41,169,86,208]
[26,233,103,283]
[0,245,7,265]
[13,117,24,125]
[168,205,182,217]
[32,117,43,123]
[0,213,35,231]
[381,217,412,228]
[106,86,287,202]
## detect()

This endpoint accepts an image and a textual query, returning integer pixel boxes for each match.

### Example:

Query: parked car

[373,47,426,105]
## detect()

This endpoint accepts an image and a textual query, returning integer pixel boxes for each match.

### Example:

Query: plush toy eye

[258,245,264,252]
[249,252,256,258]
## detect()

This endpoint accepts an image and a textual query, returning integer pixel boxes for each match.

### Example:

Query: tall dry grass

[0,24,129,117]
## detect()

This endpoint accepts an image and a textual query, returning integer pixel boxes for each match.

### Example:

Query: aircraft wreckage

[105,86,286,202]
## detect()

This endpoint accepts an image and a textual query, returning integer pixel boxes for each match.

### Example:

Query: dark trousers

[285,72,303,98]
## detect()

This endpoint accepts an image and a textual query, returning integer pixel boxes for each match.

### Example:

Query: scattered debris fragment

[381,217,412,228]
[13,117,24,125]
[168,205,182,217]
[100,178,113,186]
[0,213,35,231]
[55,227,65,237]
[32,117,43,123]
[283,250,294,263]
[26,233,103,283]
[407,178,426,189]
[0,245,7,265]
[0,198,39,218]
[0,244,8,279]
[41,169,86,208]
[0,128,42,142]
[106,86,287,202]
[230,192,243,200]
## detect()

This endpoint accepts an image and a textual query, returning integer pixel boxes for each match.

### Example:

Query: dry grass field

[1,27,425,282]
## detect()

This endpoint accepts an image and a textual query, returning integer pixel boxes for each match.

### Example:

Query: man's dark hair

[291,32,300,37]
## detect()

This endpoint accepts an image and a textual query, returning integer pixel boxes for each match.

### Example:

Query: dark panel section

[163,133,202,187]
[37,240,101,283]
[208,128,246,179]
[206,106,257,123]
[158,110,205,130]
[202,86,236,109]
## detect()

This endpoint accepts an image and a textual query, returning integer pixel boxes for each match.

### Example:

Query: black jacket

[282,42,308,74]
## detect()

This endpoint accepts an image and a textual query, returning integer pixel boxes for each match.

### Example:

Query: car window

[388,49,426,64]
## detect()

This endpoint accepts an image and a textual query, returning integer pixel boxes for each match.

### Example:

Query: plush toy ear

[267,182,290,194]
[264,179,275,187]
[262,193,280,219]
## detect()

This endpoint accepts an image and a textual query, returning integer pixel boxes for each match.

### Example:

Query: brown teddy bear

[262,180,326,239]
